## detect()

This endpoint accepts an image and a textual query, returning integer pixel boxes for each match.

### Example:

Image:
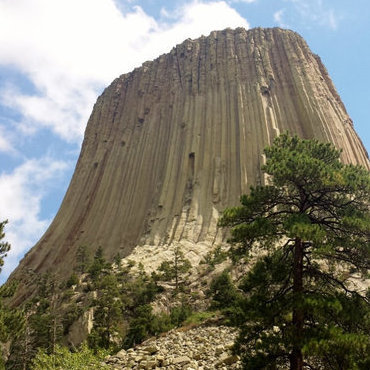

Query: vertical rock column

[10,28,369,299]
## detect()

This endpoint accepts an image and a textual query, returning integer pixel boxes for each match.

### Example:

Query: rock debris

[104,325,241,369]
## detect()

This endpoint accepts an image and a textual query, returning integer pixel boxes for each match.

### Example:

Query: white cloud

[0,0,248,143]
[273,9,289,28]
[229,0,257,3]
[0,0,249,281]
[0,157,70,281]
[284,0,339,30]
[326,9,338,30]
[0,124,16,154]
[274,9,283,24]
[152,1,249,48]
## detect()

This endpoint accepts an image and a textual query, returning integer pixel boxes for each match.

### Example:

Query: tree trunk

[290,237,304,370]
[22,315,30,370]
[175,249,179,291]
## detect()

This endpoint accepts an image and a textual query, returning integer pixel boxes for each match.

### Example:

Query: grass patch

[183,311,218,326]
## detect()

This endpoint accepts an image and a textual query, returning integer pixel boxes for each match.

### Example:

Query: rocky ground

[104,325,241,369]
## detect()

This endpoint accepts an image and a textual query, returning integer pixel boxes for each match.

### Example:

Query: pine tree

[7,310,34,370]
[76,245,89,274]
[158,244,191,291]
[209,270,239,310]
[88,246,108,281]
[24,274,63,358]
[0,220,25,368]
[0,220,10,274]
[219,133,370,369]
[89,273,124,350]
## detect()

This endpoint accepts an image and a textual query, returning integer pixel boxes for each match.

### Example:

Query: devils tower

[9,27,369,302]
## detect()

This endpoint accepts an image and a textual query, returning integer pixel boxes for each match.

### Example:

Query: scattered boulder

[104,325,241,369]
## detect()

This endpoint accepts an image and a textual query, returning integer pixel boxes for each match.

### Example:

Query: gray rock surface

[9,27,369,304]
[104,325,241,369]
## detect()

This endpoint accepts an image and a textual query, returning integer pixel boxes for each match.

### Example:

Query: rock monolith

[9,27,369,303]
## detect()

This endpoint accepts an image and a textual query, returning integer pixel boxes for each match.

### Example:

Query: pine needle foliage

[219,133,370,369]
[0,220,10,274]
[0,221,25,368]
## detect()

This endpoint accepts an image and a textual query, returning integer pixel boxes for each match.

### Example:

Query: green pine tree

[0,220,10,274]
[88,246,109,281]
[124,304,154,348]
[209,270,239,310]
[0,220,25,368]
[88,273,124,350]
[10,273,64,368]
[76,245,89,274]
[219,133,370,369]
[158,245,191,291]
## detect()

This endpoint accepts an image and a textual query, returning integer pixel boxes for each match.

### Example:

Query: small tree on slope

[0,220,24,368]
[219,133,370,370]
[0,220,10,274]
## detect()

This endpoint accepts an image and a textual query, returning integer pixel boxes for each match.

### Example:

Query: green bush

[183,311,216,326]
[170,304,192,327]
[62,304,83,335]
[31,343,109,369]
[66,273,79,288]
[124,304,155,348]
[201,246,227,268]
[124,303,193,349]
[209,270,239,309]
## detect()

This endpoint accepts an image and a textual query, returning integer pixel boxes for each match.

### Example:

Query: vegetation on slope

[219,133,370,369]
[1,134,369,369]
[2,240,196,368]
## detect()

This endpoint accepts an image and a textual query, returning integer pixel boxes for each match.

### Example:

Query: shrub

[31,343,109,369]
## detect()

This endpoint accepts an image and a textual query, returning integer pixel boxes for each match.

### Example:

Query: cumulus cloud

[0,157,70,281]
[0,0,248,143]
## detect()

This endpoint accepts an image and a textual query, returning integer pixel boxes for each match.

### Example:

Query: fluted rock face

[10,28,369,297]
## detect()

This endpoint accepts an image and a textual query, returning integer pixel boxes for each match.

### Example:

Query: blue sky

[0,0,369,282]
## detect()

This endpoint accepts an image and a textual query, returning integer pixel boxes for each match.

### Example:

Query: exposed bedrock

[9,27,369,302]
